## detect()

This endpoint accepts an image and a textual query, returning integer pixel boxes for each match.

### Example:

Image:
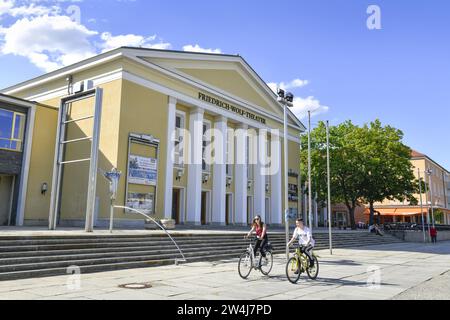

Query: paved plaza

[0,241,449,300]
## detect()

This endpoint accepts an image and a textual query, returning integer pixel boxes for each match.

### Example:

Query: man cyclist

[287,219,315,269]
[245,215,268,267]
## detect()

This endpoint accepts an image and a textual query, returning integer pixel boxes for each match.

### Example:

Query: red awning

[363,208,427,217]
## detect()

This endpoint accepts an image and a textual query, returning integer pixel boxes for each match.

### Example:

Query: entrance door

[247,196,253,225]
[201,191,209,225]
[265,197,270,224]
[226,194,233,225]
[0,175,14,226]
[172,189,180,224]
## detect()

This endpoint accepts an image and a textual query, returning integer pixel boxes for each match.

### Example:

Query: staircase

[0,231,403,281]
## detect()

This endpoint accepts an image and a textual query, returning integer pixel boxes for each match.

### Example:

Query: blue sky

[1,0,449,169]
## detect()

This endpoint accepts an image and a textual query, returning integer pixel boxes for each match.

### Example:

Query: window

[0,108,26,152]
[174,113,185,167]
[202,121,211,172]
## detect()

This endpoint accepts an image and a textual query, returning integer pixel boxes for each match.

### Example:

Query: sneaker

[309,260,315,268]
[294,269,299,275]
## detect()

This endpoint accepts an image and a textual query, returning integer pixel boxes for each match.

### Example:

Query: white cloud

[100,32,171,53]
[291,96,330,119]
[1,14,97,72]
[267,78,309,93]
[0,1,172,72]
[183,44,222,54]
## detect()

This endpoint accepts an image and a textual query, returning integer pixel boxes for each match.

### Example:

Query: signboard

[198,92,266,124]
[128,155,158,186]
[126,193,154,214]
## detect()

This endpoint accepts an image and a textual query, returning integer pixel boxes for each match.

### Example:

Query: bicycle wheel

[238,251,253,279]
[260,251,273,276]
[286,257,301,284]
[306,255,319,280]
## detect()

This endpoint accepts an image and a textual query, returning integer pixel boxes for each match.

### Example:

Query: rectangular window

[0,108,26,152]
[174,113,185,167]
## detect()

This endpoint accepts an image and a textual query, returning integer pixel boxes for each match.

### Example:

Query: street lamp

[277,88,294,261]
[426,168,436,228]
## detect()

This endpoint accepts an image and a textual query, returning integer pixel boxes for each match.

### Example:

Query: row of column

[164,97,283,225]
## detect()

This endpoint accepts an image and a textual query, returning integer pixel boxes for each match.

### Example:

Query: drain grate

[119,282,152,290]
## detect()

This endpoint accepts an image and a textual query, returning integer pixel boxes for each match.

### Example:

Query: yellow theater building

[0,47,305,230]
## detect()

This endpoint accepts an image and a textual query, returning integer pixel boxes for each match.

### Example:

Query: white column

[270,132,282,225]
[186,108,204,225]
[235,124,248,225]
[212,116,227,225]
[163,97,176,219]
[254,129,266,222]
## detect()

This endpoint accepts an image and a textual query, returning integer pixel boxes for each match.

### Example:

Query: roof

[411,149,449,174]
[0,93,36,108]
[1,47,305,131]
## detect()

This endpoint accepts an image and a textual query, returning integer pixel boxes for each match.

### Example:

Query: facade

[0,94,41,226]
[0,47,305,229]
[359,150,450,225]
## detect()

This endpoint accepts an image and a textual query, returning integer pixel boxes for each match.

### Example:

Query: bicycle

[285,244,319,284]
[238,237,274,279]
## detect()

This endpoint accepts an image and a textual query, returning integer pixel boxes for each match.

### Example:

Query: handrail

[113,205,187,265]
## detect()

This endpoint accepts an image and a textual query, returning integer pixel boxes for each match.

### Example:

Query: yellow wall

[23,106,58,221]
[114,79,169,221]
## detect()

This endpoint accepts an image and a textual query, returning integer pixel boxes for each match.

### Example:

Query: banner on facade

[126,192,154,214]
[128,155,158,186]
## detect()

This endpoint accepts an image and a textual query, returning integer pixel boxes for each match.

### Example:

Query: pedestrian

[430,226,438,243]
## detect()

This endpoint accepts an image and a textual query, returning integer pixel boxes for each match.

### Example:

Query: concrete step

[0,232,403,281]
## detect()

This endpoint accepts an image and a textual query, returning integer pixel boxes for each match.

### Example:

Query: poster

[126,193,154,214]
[128,154,158,186]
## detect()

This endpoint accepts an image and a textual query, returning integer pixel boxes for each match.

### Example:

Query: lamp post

[418,169,426,243]
[326,121,333,254]
[277,89,294,260]
[308,111,313,232]
[426,168,436,228]
[104,168,122,233]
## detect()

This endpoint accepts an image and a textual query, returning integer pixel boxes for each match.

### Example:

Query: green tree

[358,120,419,225]
[300,119,420,229]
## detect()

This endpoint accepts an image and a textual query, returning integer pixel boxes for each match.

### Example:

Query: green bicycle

[285,245,319,284]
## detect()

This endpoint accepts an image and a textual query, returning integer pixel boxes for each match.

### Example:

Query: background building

[359,150,450,225]
[0,47,305,229]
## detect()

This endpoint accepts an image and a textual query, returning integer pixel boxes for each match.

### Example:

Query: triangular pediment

[137,54,300,127]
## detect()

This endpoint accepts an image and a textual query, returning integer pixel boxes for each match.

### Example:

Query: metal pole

[299,136,303,219]
[428,171,436,228]
[308,111,313,232]
[284,103,290,260]
[326,121,333,255]
[109,199,114,233]
[418,169,426,243]
[424,173,431,242]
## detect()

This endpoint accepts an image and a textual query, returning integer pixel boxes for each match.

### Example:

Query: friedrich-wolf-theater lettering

[198,92,266,125]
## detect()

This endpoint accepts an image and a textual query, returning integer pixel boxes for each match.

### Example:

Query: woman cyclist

[245,215,269,266]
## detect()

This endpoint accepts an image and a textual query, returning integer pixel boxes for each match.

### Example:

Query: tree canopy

[300,119,420,229]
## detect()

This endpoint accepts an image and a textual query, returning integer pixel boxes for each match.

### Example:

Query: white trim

[122,71,301,143]
[2,52,124,95]
[163,96,176,219]
[16,104,36,226]
[23,69,124,102]
[152,61,282,117]
[0,95,35,108]
[125,54,304,132]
